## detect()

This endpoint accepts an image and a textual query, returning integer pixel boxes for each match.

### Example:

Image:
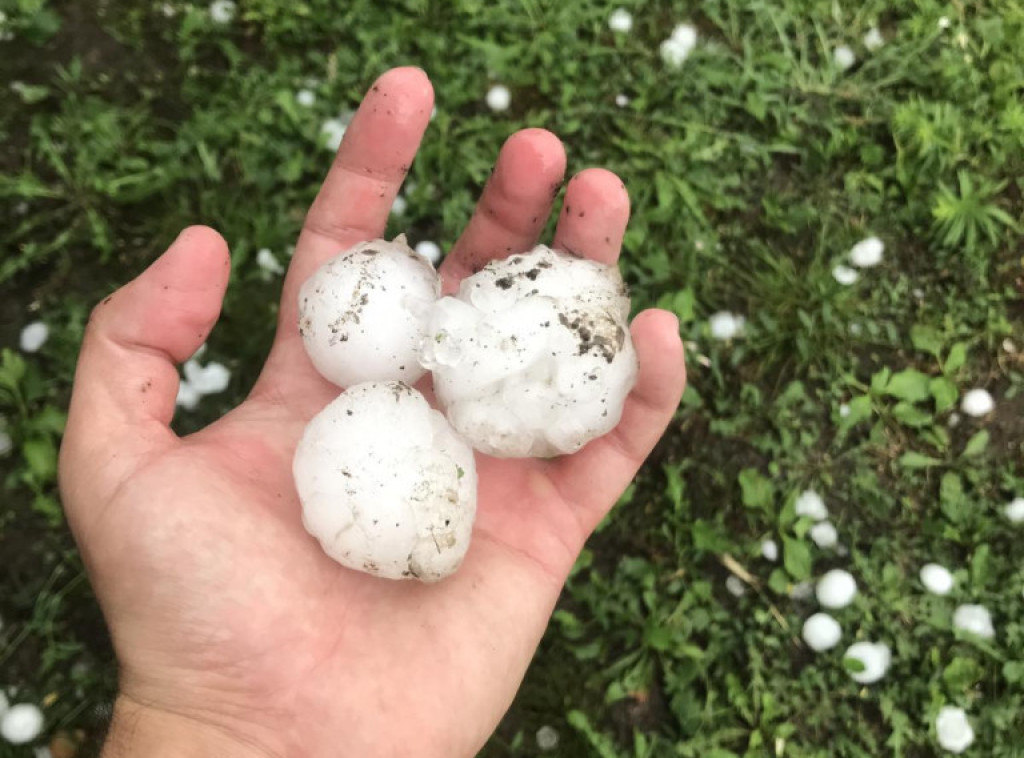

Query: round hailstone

[320,118,347,151]
[809,521,838,549]
[935,706,974,754]
[960,388,994,417]
[421,245,637,458]
[390,195,408,216]
[608,8,633,33]
[708,311,744,341]
[1005,497,1024,523]
[802,612,842,651]
[832,264,859,285]
[485,84,511,112]
[725,575,747,597]
[838,403,851,418]
[849,236,884,267]
[208,0,235,24]
[863,27,884,50]
[795,490,828,521]
[0,703,44,744]
[761,539,779,562]
[938,16,951,30]
[295,89,316,107]
[953,604,994,639]
[293,382,477,581]
[920,563,954,595]
[614,93,630,107]
[816,569,858,609]
[299,235,440,387]
[536,725,559,751]
[19,322,49,353]
[414,240,442,267]
[844,641,891,684]
[833,45,856,71]
[256,248,284,275]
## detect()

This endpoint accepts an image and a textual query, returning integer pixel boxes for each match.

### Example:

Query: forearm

[101,697,278,758]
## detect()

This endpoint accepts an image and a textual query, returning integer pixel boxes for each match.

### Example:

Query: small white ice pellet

[1005,497,1024,523]
[809,521,838,549]
[0,703,44,744]
[391,195,408,216]
[935,706,974,753]
[608,8,633,33]
[320,118,347,151]
[816,569,857,609]
[208,0,235,24]
[844,642,891,684]
[614,93,630,107]
[175,380,201,410]
[833,45,856,71]
[920,563,954,595]
[660,24,698,68]
[795,490,828,521]
[536,725,559,751]
[761,539,779,562]
[863,27,884,50]
[849,236,884,267]
[953,604,994,639]
[485,84,511,112]
[183,360,231,394]
[725,575,747,597]
[802,612,842,651]
[960,389,994,417]
[295,89,316,107]
[256,248,284,275]
[832,264,859,285]
[708,311,744,341]
[414,240,442,266]
[19,322,49,353]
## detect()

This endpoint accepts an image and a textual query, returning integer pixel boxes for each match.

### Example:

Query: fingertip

[154,225,232,294]
[495,128,567,201]
[552,168,630,264]
[360,66,435,129]
[631,308,686,405]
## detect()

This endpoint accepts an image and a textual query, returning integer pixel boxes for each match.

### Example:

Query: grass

[2,0,1023,755]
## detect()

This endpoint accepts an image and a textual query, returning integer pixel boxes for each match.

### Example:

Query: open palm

[58,68,685,758]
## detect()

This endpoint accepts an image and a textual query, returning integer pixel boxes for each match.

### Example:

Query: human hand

[58,67,685,758]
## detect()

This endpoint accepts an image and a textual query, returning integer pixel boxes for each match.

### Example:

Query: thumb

[61,226,230,498]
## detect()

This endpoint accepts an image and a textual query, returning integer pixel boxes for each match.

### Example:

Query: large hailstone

[844,641,892,684]
[802,612,842,651]
[935,706,975,753]
[0,703,44,744]
[293,381,477,581]
[816,569,858,609]
[299,236,440,387]
[420,245,638,457]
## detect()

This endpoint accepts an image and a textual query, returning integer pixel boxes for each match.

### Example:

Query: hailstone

[844,641,892,684]
[420,245,638,457]
[293,381,477,582]
[299,236,440,387]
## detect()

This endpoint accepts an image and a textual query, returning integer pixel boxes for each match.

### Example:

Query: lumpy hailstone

[802,612,842,651]
[935,706,974,753]
[953,604,995,639]
[0,703,44,744]
[421,245,638,457]
[299,236,440,387]
[795,489,828,521]
[920,563,955,595]
[844,642,892,684]
[293,382,477,582]
[960,388,994,417]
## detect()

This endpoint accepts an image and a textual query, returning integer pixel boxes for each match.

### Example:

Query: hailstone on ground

[420,245,638,457]
[935,706,974,753]
[920,563,955,595]
[953,604,995,639]
[816,569,858,609]
[802,612,842,651]
[0,703,44,744]
[299,235,440,387]
[293,382,477,582]
[844,641,892,684]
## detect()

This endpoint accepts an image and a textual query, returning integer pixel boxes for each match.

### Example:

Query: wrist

[102,696,279,758]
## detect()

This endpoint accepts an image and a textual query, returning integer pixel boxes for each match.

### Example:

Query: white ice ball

[299,236,440,387]
[608,8,633,33]
[802,612,842,651]
[183,360,231,395]
[293,382,477,581]
[1005,497,1024,523]
[816,569,858,609]
[833,45,856,71]
[19,322,49,353]
[960,388,994,417]
[849,236,884,267]
[485,84,511,112]
[761,539,779,562]
[832,264,859,285]
[421,245,638,458]
[708,311,744,341]
[0,703,44,744]
[809,521,838,549]
[415,240,443,266]
[795,489,828,521]
[935,706,974,753]
[844,641,891,684]
[953,604,994,639]
[863,27,884,50]
[920,563,954,595]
